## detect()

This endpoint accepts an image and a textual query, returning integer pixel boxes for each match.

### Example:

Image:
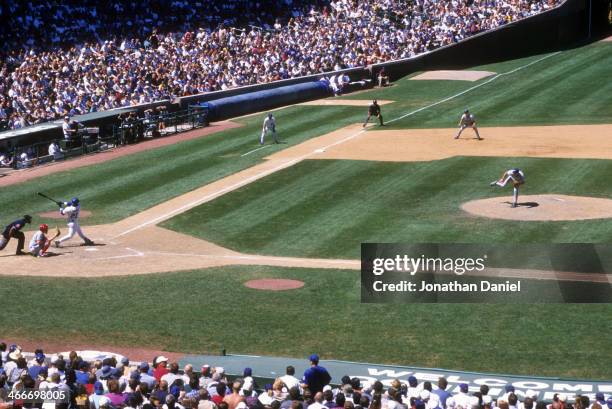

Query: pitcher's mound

[39,210,92,219]
[462,195,612,221]
[244,278,304,291]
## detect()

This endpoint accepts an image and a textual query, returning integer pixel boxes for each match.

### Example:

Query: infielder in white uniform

[260,113,278,144]
[455,109,482,140]
[490,168,525,208]
[55,197,94,247]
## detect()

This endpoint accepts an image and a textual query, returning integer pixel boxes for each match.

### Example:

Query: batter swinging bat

[49,226,61,241]
[37,192,63,207]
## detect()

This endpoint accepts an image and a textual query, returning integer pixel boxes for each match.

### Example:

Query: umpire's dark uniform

[0,215,32,255]
[363,100,384,127]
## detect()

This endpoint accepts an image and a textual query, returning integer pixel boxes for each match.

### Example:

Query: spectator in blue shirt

[301,354,331,394]
[432,378,451,409]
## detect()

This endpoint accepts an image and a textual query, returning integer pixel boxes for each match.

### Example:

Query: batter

[55,197,94,247]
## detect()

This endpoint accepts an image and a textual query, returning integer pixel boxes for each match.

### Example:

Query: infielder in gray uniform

[455,109,481,140]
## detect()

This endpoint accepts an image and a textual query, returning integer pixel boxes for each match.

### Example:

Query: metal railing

[2,108,209,171]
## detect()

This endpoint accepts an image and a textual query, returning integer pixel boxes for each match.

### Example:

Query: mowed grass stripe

[0,105,367,225]
[164,157,612,258]
[0,266,609,379]
[369,42,612,128]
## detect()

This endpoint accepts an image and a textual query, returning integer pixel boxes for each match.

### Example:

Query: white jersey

[61,204,80,223]
[29,231,45,251]
[263,116,276,130]
[507,169,525,180]
[460,113,476,126]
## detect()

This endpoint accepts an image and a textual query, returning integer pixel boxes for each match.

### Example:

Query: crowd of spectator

[0,345,610,409]
[0,0,561,131]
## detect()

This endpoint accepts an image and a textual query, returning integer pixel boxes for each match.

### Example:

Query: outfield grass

[0,265,609,379]
[342,42,612,128]
[162,157,612,259]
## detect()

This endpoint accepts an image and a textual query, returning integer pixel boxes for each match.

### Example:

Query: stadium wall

[371,0,596,81]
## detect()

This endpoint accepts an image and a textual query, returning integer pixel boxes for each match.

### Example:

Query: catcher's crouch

[490,168,525,208]
[29,224,61,257]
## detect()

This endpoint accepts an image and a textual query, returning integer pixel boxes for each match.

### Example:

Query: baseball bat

[37,192,62,206]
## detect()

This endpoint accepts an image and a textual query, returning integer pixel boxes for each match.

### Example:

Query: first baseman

[0,215,32,255]
[55,197,94,247]
[491,168,525,207]
[260,113,278,144]
[29,224,61,257]
[455,109,481,140]
[363,100,384,127]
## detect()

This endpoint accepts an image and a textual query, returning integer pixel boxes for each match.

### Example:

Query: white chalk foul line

[114,51,561,238]
[114,128,369,238]
[241,145,270,157]
[387,51,561,124]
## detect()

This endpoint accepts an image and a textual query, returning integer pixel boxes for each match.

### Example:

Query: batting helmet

[71,197,79,206]
[464,108,470,113]
[39,224,48,233]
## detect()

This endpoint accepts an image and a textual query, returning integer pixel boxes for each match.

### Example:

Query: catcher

[490,168,525,208]
[29,224,61,257]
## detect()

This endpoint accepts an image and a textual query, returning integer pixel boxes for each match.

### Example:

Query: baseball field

[1,40,611,379]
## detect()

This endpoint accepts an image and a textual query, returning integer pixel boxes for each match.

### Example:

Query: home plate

[314,148,325,153]
[85,248,99,252]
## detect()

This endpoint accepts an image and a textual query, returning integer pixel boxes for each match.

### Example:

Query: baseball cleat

[511,203,517,208]
[54,241,60,248]
[83,240,95,246]
[15,250,26,256]
[489,181,497,186]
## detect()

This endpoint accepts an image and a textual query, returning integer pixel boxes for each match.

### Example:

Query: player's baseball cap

[309,353,319,362]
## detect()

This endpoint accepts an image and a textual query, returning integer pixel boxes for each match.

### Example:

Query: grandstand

[0,0,560,131]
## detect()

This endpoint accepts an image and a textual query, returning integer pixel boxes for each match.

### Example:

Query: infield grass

[162,157,612,259]
[0,105,365,226]
[0,265,609,380]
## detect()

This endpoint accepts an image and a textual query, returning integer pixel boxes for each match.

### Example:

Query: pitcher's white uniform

[260,114,278,144]
[56,198,94,246]
[455,109,481,140]
[491,168,525,207]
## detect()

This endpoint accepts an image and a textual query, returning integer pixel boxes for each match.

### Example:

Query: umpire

[363,99,384,127]
[0,215,32,255]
